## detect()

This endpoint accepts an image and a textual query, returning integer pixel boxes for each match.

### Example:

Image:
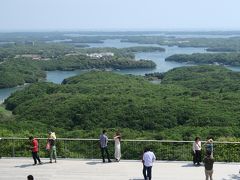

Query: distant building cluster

[65,52,83,56]
[65,52,114,59]
[14,52,116,60]
[15,54,50,61]
[86,52,114,58]
[177,40,190,43]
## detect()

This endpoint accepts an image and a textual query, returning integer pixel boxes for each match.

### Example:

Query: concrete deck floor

[0,158,240,180]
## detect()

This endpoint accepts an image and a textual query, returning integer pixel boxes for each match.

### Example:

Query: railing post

[12,139,15,157]
[91,140,93,159]
[0,138,2,158]
[64,140,67,158]
[228,144,232,162]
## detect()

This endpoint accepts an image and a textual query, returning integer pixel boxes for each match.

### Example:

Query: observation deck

[1,138,240,179]
[0,158,240,180]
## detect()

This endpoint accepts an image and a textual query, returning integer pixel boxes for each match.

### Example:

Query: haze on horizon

[1,0,240,32]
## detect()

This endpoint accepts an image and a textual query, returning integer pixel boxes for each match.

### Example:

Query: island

[0,43,157,88]
[165,53,240,66]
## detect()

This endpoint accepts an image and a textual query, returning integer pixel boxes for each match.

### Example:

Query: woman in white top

[192,137,202,165]
[114,131,121,162]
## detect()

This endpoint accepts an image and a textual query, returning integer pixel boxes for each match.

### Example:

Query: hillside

[3,66,240,140]
[162,65,240,91]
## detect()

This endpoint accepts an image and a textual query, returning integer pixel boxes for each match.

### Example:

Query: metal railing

[1,137,240,162]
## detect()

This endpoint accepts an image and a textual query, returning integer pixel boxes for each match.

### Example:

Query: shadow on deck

[0,158,240,180]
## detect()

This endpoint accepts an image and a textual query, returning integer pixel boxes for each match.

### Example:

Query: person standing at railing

[114,131,121,162]
[205,138,213,159]
[142,147,156,180]
[203,150,214,180]
[29,136,42,165]
[192,137,202,166]
[99,130,112,163]
[47,131,57,163]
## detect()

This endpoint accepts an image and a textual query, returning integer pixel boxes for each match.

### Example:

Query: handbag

[46,142,50,150]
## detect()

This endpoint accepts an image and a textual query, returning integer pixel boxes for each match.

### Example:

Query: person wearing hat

[205,138,213,158]
[47,131,57,163]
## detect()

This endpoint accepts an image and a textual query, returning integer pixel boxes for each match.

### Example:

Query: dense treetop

[162,65,240,91]
[165,53,240,66]
[0,45,156,88]
[1,32,240,140]
[3,65,240,140]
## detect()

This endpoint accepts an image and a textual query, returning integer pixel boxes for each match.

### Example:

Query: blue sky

[1,0,240,31]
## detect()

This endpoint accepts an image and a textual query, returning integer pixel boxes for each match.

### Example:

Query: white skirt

[114,144,121,160]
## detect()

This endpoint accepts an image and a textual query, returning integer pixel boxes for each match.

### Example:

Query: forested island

[0,43,158,88]
[121,46,165,53]
[121,36,240,52]
[2,32,240,89]
[1,31,240,52]
[1,65,240,141]
[165,53,240,66]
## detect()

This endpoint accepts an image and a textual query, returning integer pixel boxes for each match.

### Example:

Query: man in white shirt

[142,147,156,180]
[192,137,202,165]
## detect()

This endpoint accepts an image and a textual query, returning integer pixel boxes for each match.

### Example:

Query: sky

[1,0,240,31]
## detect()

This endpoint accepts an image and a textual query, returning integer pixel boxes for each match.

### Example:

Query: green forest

[121,36,240,52]
[165,53,240,66]
[1,65,240,142]
[1,32,240,142]
[0,45,157,88]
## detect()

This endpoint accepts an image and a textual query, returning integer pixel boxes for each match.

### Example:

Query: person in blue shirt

[205,138,213,158]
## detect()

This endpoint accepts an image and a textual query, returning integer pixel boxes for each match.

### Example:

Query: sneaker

[38,162,43,165]
[33,164,37,166]
[108,160,112,163]
[49,161,52,163]
[55,160,57,163]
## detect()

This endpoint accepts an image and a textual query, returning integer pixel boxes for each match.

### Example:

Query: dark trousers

[101,147,111,162]
[143,165,152,180]
[193,150,202,164]
[32,152,41,164]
